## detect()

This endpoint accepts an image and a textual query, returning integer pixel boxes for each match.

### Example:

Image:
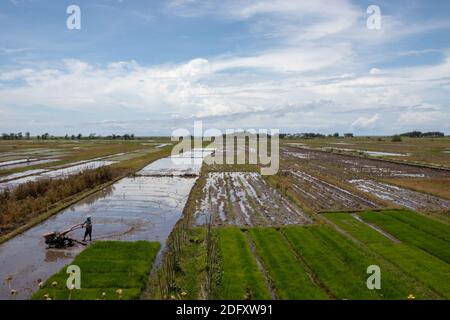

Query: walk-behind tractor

[43,223,87,248]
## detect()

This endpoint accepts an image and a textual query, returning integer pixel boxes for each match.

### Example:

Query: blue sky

[0,0,449,135]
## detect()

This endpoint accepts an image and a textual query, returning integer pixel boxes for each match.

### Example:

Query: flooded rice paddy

[349,179,450,211]
[281,146,450,211]
[194,172,312,226]
[322,148,409,157]
[0,158,59,170]
[0,150,208,299]
[282,146,450,180]
[0,160,117,191]
[285,170,380,211]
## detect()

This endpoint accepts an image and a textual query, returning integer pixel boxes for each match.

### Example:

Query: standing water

[0,149,212,299]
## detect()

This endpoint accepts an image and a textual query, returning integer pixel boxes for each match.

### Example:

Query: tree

[391,135,402,142]
[344,133,354,138]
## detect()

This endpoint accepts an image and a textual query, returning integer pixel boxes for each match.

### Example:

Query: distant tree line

[1,132,31,140]
[2,133,136,140]
[399,131,444,138]
[280,132,354,139]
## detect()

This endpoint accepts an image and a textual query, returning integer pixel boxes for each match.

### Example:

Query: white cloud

[212,43,352,73]
[0,68,34,81]
[1,50,449,134]
[369,68,382,75]
[398,111,443,127]
[351,114,380,130]
[1,0,449,134]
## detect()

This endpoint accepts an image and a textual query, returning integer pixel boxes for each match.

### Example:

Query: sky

[0,0,449,136]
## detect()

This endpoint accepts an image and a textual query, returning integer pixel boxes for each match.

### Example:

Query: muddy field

[283,170,380,211]
[283,136,450,168]
[350,179,450,211]
[281,147,450,180]
[193,172,312,226]
[281,146,450,211]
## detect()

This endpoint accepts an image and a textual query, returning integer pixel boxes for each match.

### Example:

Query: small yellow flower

[38,281,44,288]
[43,294,49,299]
[5,275,12,282]
[10,289,17,295]
[407,294,416,300]
[46,297,52,301]
[102,292,106,297]
[181,292,187,297]
[51,281,58,288]
[116,289,123,295]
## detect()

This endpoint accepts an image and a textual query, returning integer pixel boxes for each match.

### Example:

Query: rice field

[1,138,449,301]
[194,172,311,226]
[32,241,160,300]
[164,213,449,300]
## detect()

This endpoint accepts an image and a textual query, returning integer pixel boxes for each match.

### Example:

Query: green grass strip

[283,225,382,299]
[248,228,328,299]
[324,212,393,245]
[360,211,450,264]
[214,228,271,300]
[375,210,450,243]
[32,241,160,300]
[325,212,449,299]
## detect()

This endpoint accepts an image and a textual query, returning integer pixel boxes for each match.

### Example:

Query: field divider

[243,230,278,300]
[277,228,336,299]
[350,213,401,243]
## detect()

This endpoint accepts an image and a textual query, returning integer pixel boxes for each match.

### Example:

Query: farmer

[82,216,93,241]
